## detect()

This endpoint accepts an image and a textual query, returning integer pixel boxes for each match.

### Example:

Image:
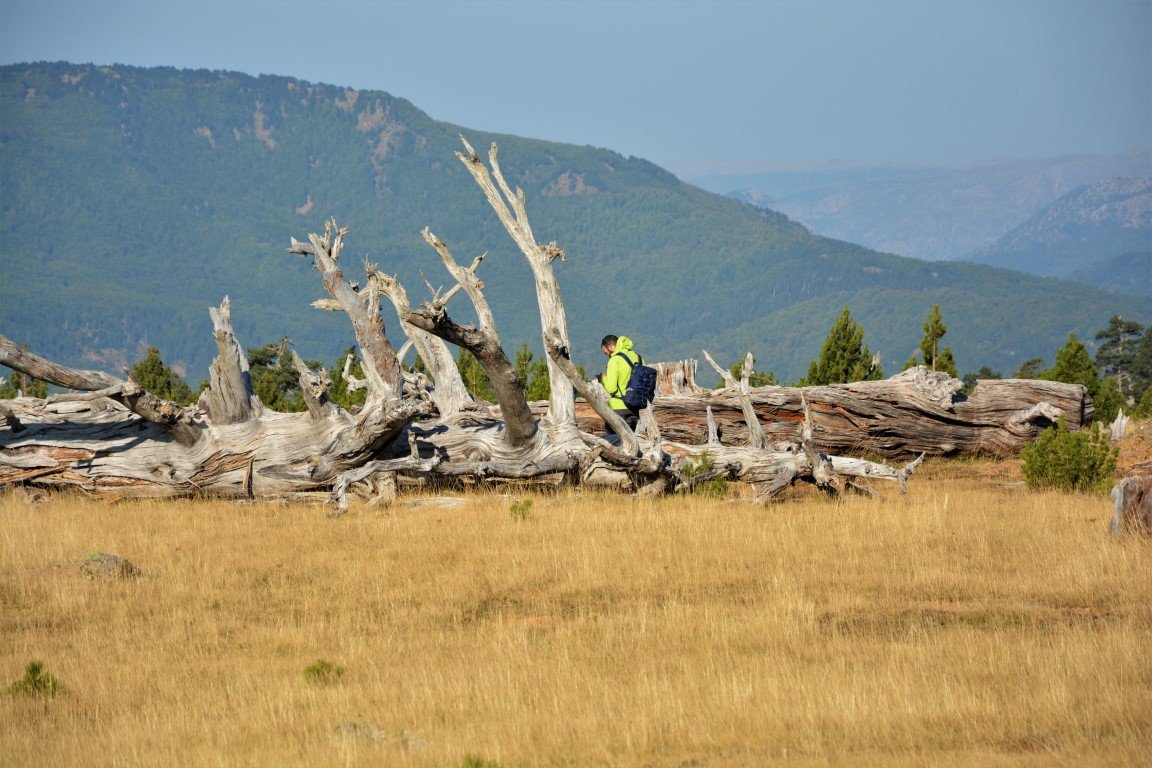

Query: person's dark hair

[600,335,618,348]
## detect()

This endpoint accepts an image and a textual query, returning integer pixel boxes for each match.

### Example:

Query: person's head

[600,334,618,356]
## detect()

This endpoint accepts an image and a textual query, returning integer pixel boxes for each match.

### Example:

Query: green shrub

[303,659,345,686]
[681,452,729,497]
[8,660,62,697]
[1021,418,1117,494]
[509,498,533,521]
[459,756,503,768]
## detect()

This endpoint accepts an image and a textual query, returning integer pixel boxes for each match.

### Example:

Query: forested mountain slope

[1067,252,1152,298]
[2,62,1148,382]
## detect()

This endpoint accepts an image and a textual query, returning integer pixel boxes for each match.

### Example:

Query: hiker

[598,334,642,437]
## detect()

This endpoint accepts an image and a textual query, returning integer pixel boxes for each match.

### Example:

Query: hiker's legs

[602,408,639,443]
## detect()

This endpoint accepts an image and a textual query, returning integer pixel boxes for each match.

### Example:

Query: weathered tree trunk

[576,366,1088,459]
[1,221,438,497]
[1111,460,1152,537]
[0,297,427,497]
[456,137,579,440]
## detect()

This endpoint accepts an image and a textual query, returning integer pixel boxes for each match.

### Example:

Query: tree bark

[393,229,539,448]
[289,220,400,403]
[370,267,472,418]
[456,138,579,440]
[1111,460,1152,537]
[588,367,1089,459]
[1,255,428,497]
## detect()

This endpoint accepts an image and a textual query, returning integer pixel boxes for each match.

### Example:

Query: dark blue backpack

[615,353,658,412]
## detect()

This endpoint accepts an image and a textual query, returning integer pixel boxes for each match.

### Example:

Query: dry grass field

[2,458,1149,767]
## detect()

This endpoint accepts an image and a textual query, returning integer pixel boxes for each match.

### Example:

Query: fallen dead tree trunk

[2,137,928,507]
[569,366,1090,459]
[0,295,428,498]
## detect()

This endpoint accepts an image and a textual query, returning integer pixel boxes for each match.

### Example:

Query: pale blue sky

[2,0,1148,174]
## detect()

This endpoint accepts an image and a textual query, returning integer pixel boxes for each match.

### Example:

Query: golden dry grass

[2,461,1149,767]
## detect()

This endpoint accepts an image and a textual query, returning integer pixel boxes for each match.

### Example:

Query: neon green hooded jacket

[603,336,640,411]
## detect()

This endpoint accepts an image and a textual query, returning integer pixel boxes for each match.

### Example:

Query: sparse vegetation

[679,452,729,497]
[508,498,532,521]
[302,659,345,686]
[459,755,503,768]
[1021,418,1118,494]
[7,661,62,698]
[2,461,1148,766]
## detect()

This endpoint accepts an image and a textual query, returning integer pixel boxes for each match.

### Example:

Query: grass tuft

[302,659,344,686]
[7,661,62,698]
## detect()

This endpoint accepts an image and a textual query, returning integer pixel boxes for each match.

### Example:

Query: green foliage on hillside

[247,340,318,412]
[1095,316,1151,405]
[1069,252,1152,298]
[2,62,1149,385]
[1044,333,1122,424]
[1021,326,1148,424]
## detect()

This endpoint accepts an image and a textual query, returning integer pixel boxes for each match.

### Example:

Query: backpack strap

[609,351,639,398]
[613,352,637,369]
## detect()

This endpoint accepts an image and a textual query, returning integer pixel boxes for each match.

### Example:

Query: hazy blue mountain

[700,151,1151,261]
[1066,252,1152,298]
[963,178,1151,277]
[2,61,1149,384]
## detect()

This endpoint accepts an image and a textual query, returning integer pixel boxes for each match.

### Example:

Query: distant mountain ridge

[1,61,1149,383]
[703,151,1152,261]
[964,177,1151,277]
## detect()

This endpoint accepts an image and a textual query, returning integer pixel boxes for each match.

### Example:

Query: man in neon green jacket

[598,334,641,435]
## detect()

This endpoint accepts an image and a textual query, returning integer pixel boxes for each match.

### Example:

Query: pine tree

[915,304,957,375]
[0,345,49,399]
[247,340,310,412]
[960,365,1002,395]
[1132,385,1152,419]
[1129,326,1152,403]
[1092,376,1124,424]
[1047,333,1100,395]
[129,347,196,404]
[0,369,48,399]
[513,343,551,401]
[1095,316,1148,401]
[802,307,883,386]
[1046,332,1121,423]
[936,346,959,378]
[456,348,496,403]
